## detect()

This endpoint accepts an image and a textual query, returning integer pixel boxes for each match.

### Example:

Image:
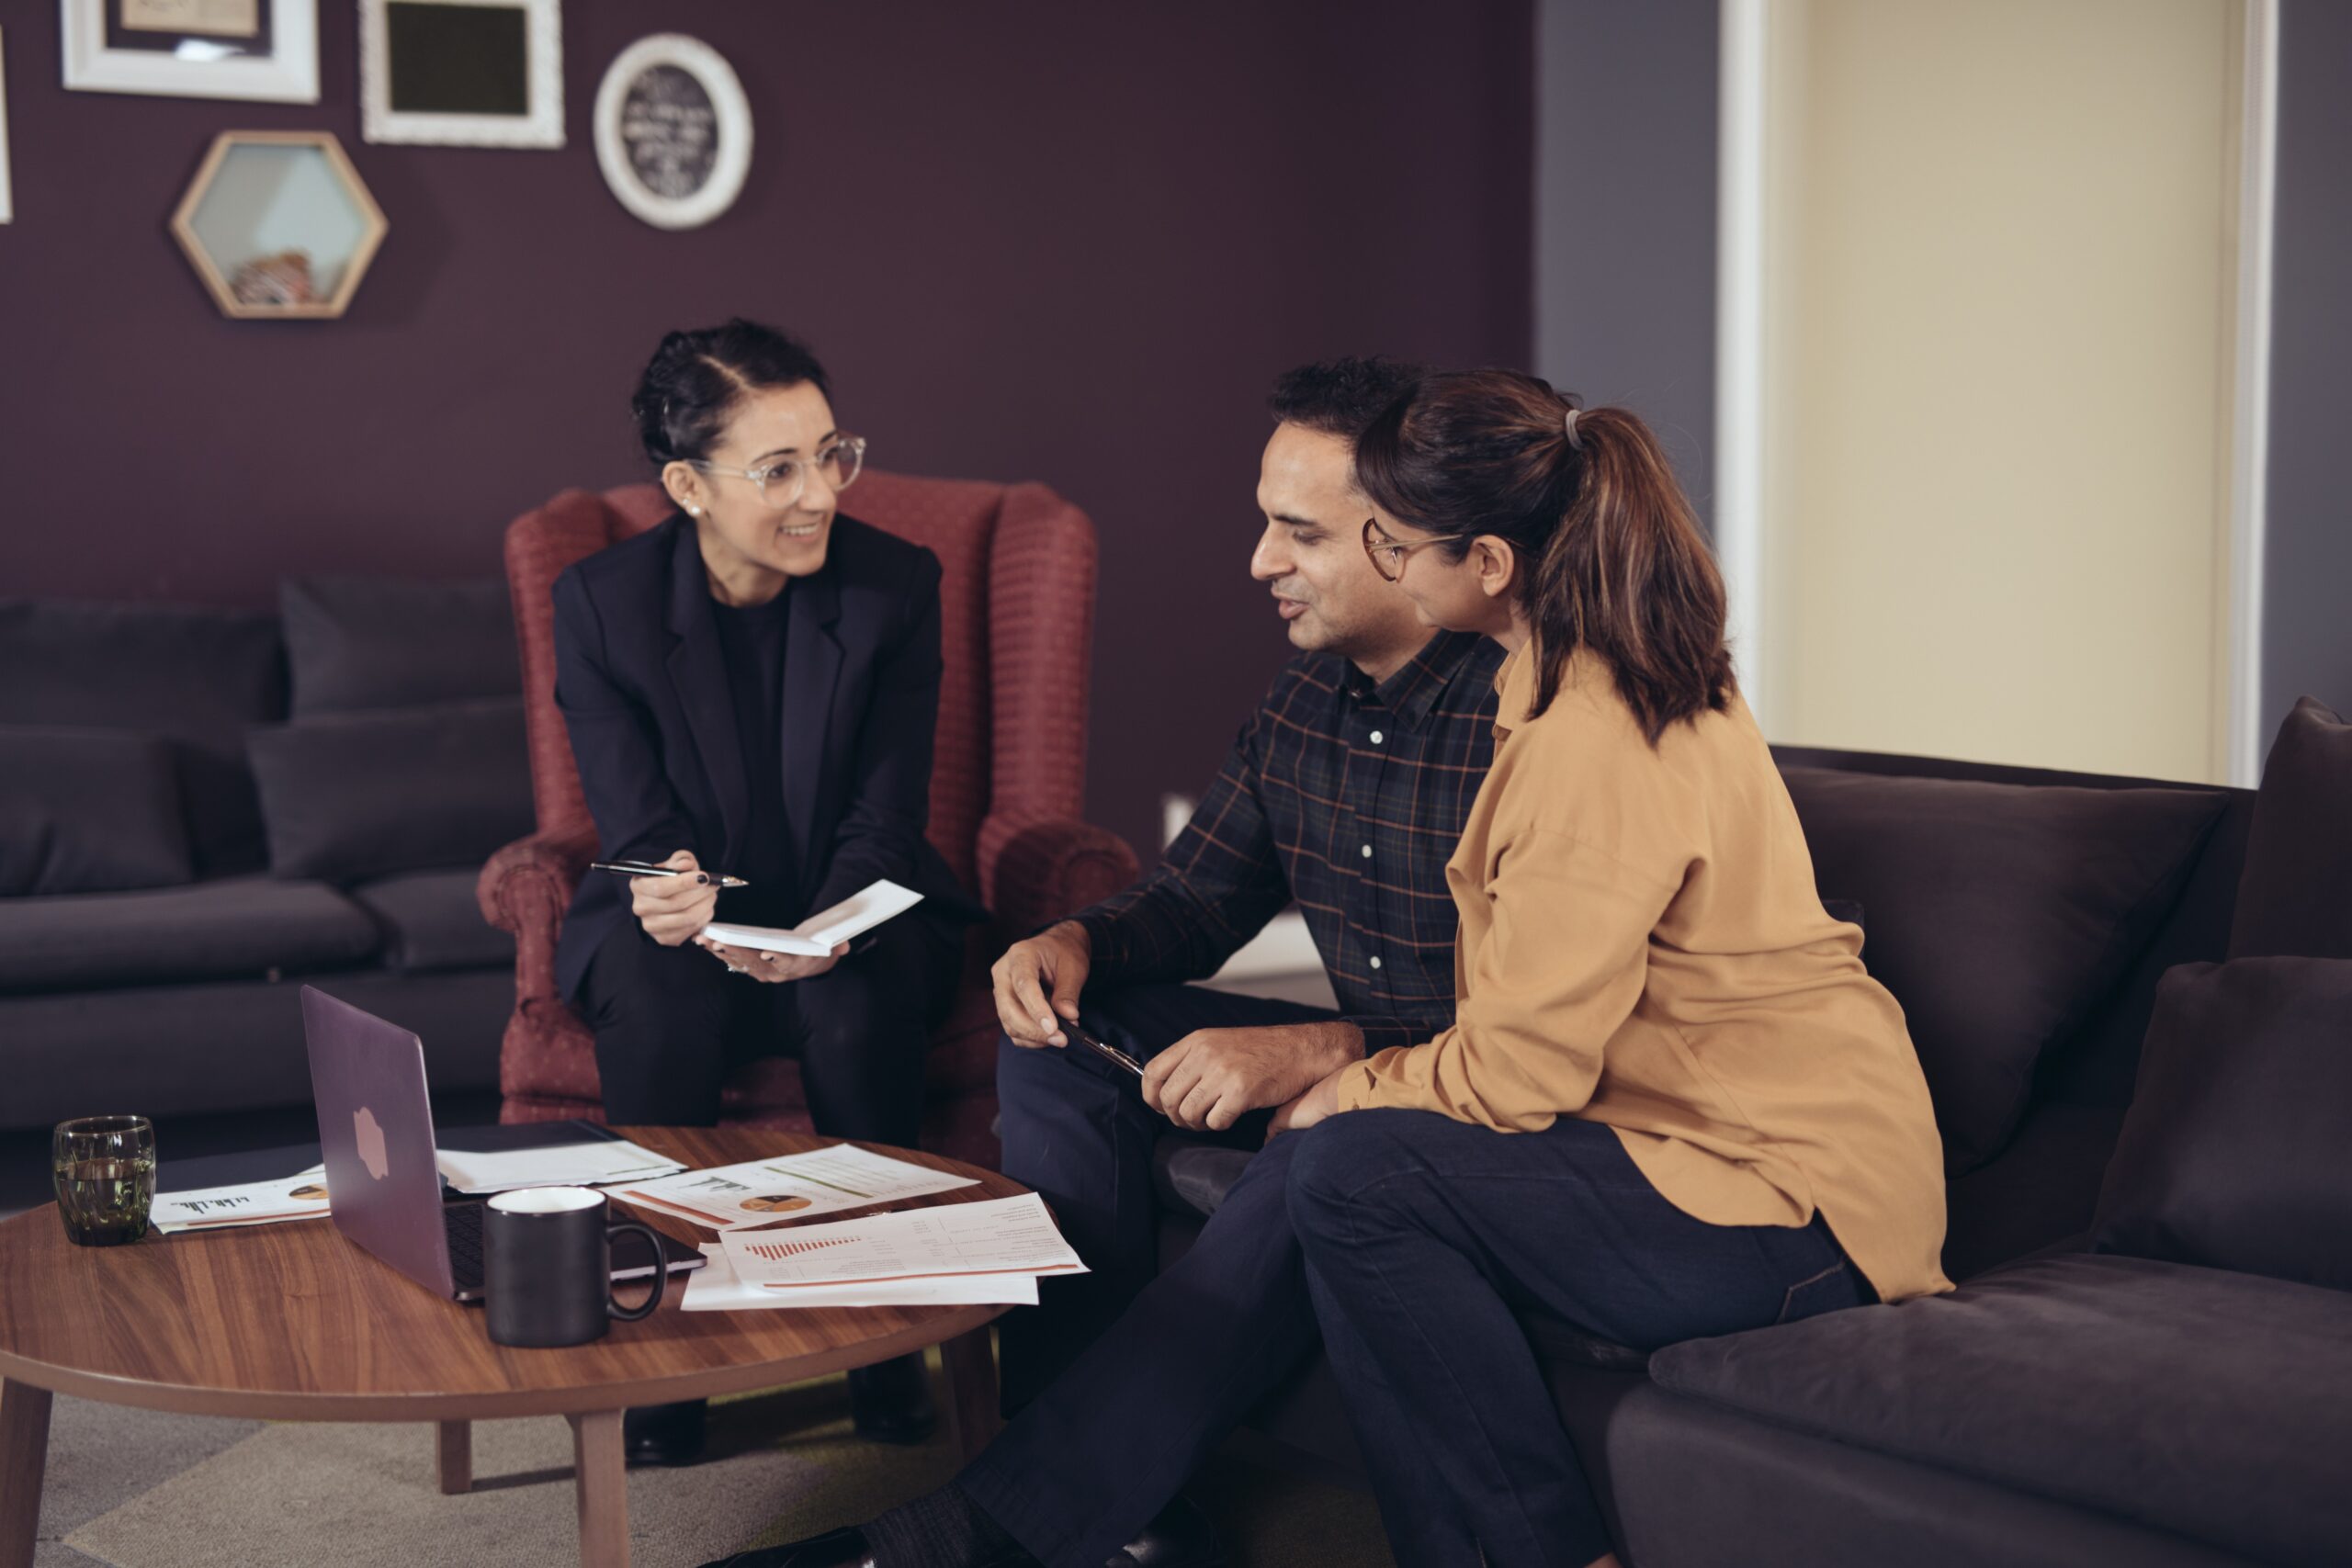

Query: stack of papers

[616,1144,977,1230]
[152,1167,334,1234]
[701,879,925,957]
[435,1136,683,1195]
[691,1193,1084,1312]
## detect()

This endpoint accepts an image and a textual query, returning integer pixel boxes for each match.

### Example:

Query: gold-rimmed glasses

[1363,517,1450,583]
[688,434,868,509]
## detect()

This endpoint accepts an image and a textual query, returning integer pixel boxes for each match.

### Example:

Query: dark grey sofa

[1,589,524,1138]
[1155,740,2350,1567]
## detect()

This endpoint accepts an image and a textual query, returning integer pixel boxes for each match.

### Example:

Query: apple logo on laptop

[353,1107,390,1180]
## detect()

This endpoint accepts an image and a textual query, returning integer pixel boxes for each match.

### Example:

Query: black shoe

[848,1353,937,1445]
[695,1525,1037,1568]
[624,1398,707,1467]
[1108,1495,1228,1568]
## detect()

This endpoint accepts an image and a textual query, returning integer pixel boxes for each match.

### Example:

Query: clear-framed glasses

[688,434,867,508]
[1363,516,1450,583]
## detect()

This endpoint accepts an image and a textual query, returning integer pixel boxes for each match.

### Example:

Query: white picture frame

[360,0,562,149]
[60,0,320,104]
[0,28,14,224]
[594,33,752,231]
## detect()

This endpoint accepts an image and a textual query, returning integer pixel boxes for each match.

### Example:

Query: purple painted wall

[0,1,1534,853]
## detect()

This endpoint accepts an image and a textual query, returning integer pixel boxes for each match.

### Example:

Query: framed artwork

[361,0,562,148]
[60,0,320,103]
[0,28,13,224]
[594,33,752,231]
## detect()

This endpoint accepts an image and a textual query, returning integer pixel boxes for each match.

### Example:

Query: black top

[708,586,797,923]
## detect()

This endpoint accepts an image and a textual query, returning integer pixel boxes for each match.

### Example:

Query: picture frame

[594,33,752,231]
[0,28,14,224]
[60,0,320,104]
[360,0,561,149]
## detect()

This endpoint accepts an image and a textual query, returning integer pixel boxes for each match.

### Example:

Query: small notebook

[701,879,925,957]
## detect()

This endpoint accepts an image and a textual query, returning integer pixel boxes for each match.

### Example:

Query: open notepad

[700,880,925,957]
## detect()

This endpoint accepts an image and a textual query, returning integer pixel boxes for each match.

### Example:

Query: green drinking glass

[52,1115,157,1247]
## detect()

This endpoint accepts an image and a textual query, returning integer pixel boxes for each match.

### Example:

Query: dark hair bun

[630,319,831,471]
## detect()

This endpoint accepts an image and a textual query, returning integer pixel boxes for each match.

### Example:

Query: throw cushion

[0,599,285,874]
[0,875,379,993]
[247,698,532,884]
[2230,696,2352,961]
[0,728,193,896]
[1780,769,2224,1173]
[279,574,519,716]
[2092,957,2352,1291]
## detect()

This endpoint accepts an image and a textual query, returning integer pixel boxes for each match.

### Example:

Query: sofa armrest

[477,831,593,938]
[984,817,1139,938]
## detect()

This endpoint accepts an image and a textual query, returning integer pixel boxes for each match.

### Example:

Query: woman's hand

[631,851,719,945]
[692,937,851,984]
[1264,1063,1349,1142]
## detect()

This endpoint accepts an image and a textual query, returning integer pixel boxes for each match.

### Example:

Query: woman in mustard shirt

[1270,369,1951,1568]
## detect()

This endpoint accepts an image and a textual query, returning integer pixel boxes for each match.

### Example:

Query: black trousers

[575,911,960,1144]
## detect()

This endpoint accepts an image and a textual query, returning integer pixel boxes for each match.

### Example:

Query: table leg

[568,1408,628,1568]
[435,1420,471,1495]
[942,1325,1001,1462]
[0,1379,53,1568]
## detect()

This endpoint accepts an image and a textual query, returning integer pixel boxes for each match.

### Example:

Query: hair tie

[1562,407,1582,449]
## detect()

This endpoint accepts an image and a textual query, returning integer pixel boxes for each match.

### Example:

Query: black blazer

[550,512,983,999]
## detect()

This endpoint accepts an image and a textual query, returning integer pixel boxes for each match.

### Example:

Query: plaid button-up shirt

[1074,631,1505,1053]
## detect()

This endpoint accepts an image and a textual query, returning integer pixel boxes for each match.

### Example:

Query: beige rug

[62,1371,1395,1568]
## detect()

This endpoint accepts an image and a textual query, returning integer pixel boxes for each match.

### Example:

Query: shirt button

[1369,729,1385,745]
[1360,844,1374,859]
[1368,955,1384,970]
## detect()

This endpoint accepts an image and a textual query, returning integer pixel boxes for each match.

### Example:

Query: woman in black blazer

[552,320,980,1453]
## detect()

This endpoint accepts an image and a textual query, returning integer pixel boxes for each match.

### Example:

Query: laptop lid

[300,986,457,1299]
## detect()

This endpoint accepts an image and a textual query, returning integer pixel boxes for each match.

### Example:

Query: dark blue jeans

[992,982,1336,1409]
[1285,1110,1870,1568]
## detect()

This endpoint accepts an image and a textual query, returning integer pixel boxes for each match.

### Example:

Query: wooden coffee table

[0,1128,1022,1568]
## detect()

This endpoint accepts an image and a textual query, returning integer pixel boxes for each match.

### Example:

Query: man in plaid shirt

[728,362,1504,1568]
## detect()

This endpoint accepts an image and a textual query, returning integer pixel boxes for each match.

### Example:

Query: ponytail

[1354,369,1733,744]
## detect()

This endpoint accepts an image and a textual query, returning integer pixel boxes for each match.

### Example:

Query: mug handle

[605,1221,668,1321]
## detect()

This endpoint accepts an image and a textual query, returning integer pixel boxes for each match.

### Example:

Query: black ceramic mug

[483,1186,664,1348]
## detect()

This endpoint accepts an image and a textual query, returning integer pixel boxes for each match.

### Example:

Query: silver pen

[590,860,752,890]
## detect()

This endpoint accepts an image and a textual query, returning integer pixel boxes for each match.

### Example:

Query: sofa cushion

[1649,1253,2352,1567]
[1780,769,2224,1172]
[280,574,520,716]
[2093,957,2352,1291]
[2230,697,2352,961]
[0,875,380,993]
[0,599,286,875]
[246,698,533,884]
[349,868,514,973]
[0,728,192,896]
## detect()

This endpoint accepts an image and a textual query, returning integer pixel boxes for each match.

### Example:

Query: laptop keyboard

[445,1201,486,1292]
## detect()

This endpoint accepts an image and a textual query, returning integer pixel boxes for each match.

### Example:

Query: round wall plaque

[593,33,751,231]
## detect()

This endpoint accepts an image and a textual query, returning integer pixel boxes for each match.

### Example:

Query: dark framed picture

[360,0,562,149]
[594,32,752,231]
[61,0,318,102]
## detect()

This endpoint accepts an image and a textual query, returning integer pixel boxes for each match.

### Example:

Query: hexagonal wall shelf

[170,131,389,321]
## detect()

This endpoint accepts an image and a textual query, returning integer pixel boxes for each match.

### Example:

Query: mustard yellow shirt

[1334,643,1953,1303]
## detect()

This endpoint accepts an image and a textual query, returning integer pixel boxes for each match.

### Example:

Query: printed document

[153,1167,333,1233]
[701,880,925,956]
[435,1137,683,1195]
[720,1192,1084,1289]
[679,1243,1041,1311]
[616,1143,978,1230]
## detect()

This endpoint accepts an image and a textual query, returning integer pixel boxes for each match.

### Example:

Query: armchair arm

[477,830,594,1009]
[984,816,1141,939]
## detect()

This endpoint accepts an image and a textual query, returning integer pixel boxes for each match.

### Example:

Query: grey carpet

[51,1371,1394,1568]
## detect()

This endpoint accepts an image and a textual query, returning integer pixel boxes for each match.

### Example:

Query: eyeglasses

[688,434,867,508]
[1363,517,1450,583]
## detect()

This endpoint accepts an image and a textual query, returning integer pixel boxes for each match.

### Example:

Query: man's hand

[630,850,719,946]
[1264,1063,1348,1141]
[1142,1021,1363,1133]
[992,921,1093,1048]
[692,936,849,983]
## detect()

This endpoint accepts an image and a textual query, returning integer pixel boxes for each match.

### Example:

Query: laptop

[300,985,700,1303]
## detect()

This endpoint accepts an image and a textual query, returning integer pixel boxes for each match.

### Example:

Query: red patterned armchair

[476,474,1139,1167]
